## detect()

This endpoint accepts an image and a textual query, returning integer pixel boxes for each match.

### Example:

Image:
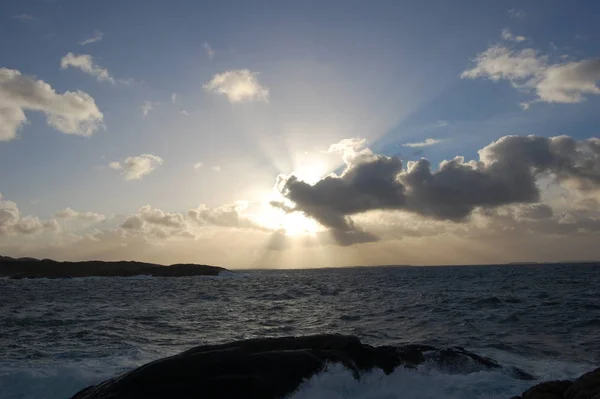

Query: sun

[247,156,330,236]
[278,210,322,236]
[292,160,329,185]
[254,191,323,236]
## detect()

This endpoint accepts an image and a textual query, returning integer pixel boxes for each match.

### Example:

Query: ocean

[1,264,599,399]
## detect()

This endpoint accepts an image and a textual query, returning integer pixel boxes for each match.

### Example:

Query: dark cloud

[325,227,379,246]
[263,227,378,251]
[272,154,405,230]
[479,135,600,188]
[517,203,554,220]
[274,135,600,239]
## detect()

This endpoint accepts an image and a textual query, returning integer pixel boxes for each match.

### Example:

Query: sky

[1,0,600,268]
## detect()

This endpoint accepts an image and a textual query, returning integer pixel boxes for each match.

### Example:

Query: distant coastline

[0,256,228,279]
[1,255,598,278]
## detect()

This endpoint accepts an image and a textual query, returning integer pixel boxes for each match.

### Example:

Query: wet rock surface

[71,334,538,399]
[513,368,600,399]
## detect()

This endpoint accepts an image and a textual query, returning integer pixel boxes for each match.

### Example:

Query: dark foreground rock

[71,334,536,399]
[513,367,600,399]
[0,256,227,278]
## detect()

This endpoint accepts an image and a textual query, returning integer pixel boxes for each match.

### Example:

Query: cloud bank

[273,135,600,243]
[0,194,56,236]
[2,170,600,268]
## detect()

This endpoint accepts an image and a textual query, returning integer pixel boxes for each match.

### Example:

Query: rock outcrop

[513,367,600,399]
[0,256,227,278]
[70,334,536,399]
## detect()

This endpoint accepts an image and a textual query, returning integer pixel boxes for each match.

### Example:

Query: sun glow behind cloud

[253,149,340,236]
[250,162,329,237]
[255,190,323,236]
[236,139,339,238]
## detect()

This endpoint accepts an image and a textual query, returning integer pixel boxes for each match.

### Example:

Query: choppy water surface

[1,264,599,399]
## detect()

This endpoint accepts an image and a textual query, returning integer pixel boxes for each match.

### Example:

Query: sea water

[1,264,599,399]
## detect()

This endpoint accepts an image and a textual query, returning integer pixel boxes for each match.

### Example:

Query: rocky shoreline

[69,334,599,399]
[0,256,227,278]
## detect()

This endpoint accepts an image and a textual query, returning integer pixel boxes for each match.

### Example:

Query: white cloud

[501,28,526,43]
[179,110,189,116]
[116,203,267,241]
[212,165,221,172]
[328,137,373,164]
[109,154,164,180]
[60,53,115,83]
[54,208,105,223]
[79,30,104,45]
[12,14,33,21]
[114,205,195,241]
[461,46,544,82]
[188,202,266,231]
[536,59,600,103]
[121,214,143,230]
[141,101,157,117]
[11,216,47,235]
[0,194,55,236]
[0,68,104,141]
[435,120,448,128]
[0,194,19,234]
[171,93,177,104]
[203,69,269,103]
[520,102,531,110]
[193,162,203,169]
[203,41,215,60]
[403,138,442,148]
[462,44,600,105]
[508,9,526,19]
[122,205,186,230]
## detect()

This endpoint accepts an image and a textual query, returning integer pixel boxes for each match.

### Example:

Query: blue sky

[1,0,599,267]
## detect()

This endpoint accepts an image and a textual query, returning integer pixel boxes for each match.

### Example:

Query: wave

[288,363,531,399]
[0,364,112,399]
[288,353,595,399]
